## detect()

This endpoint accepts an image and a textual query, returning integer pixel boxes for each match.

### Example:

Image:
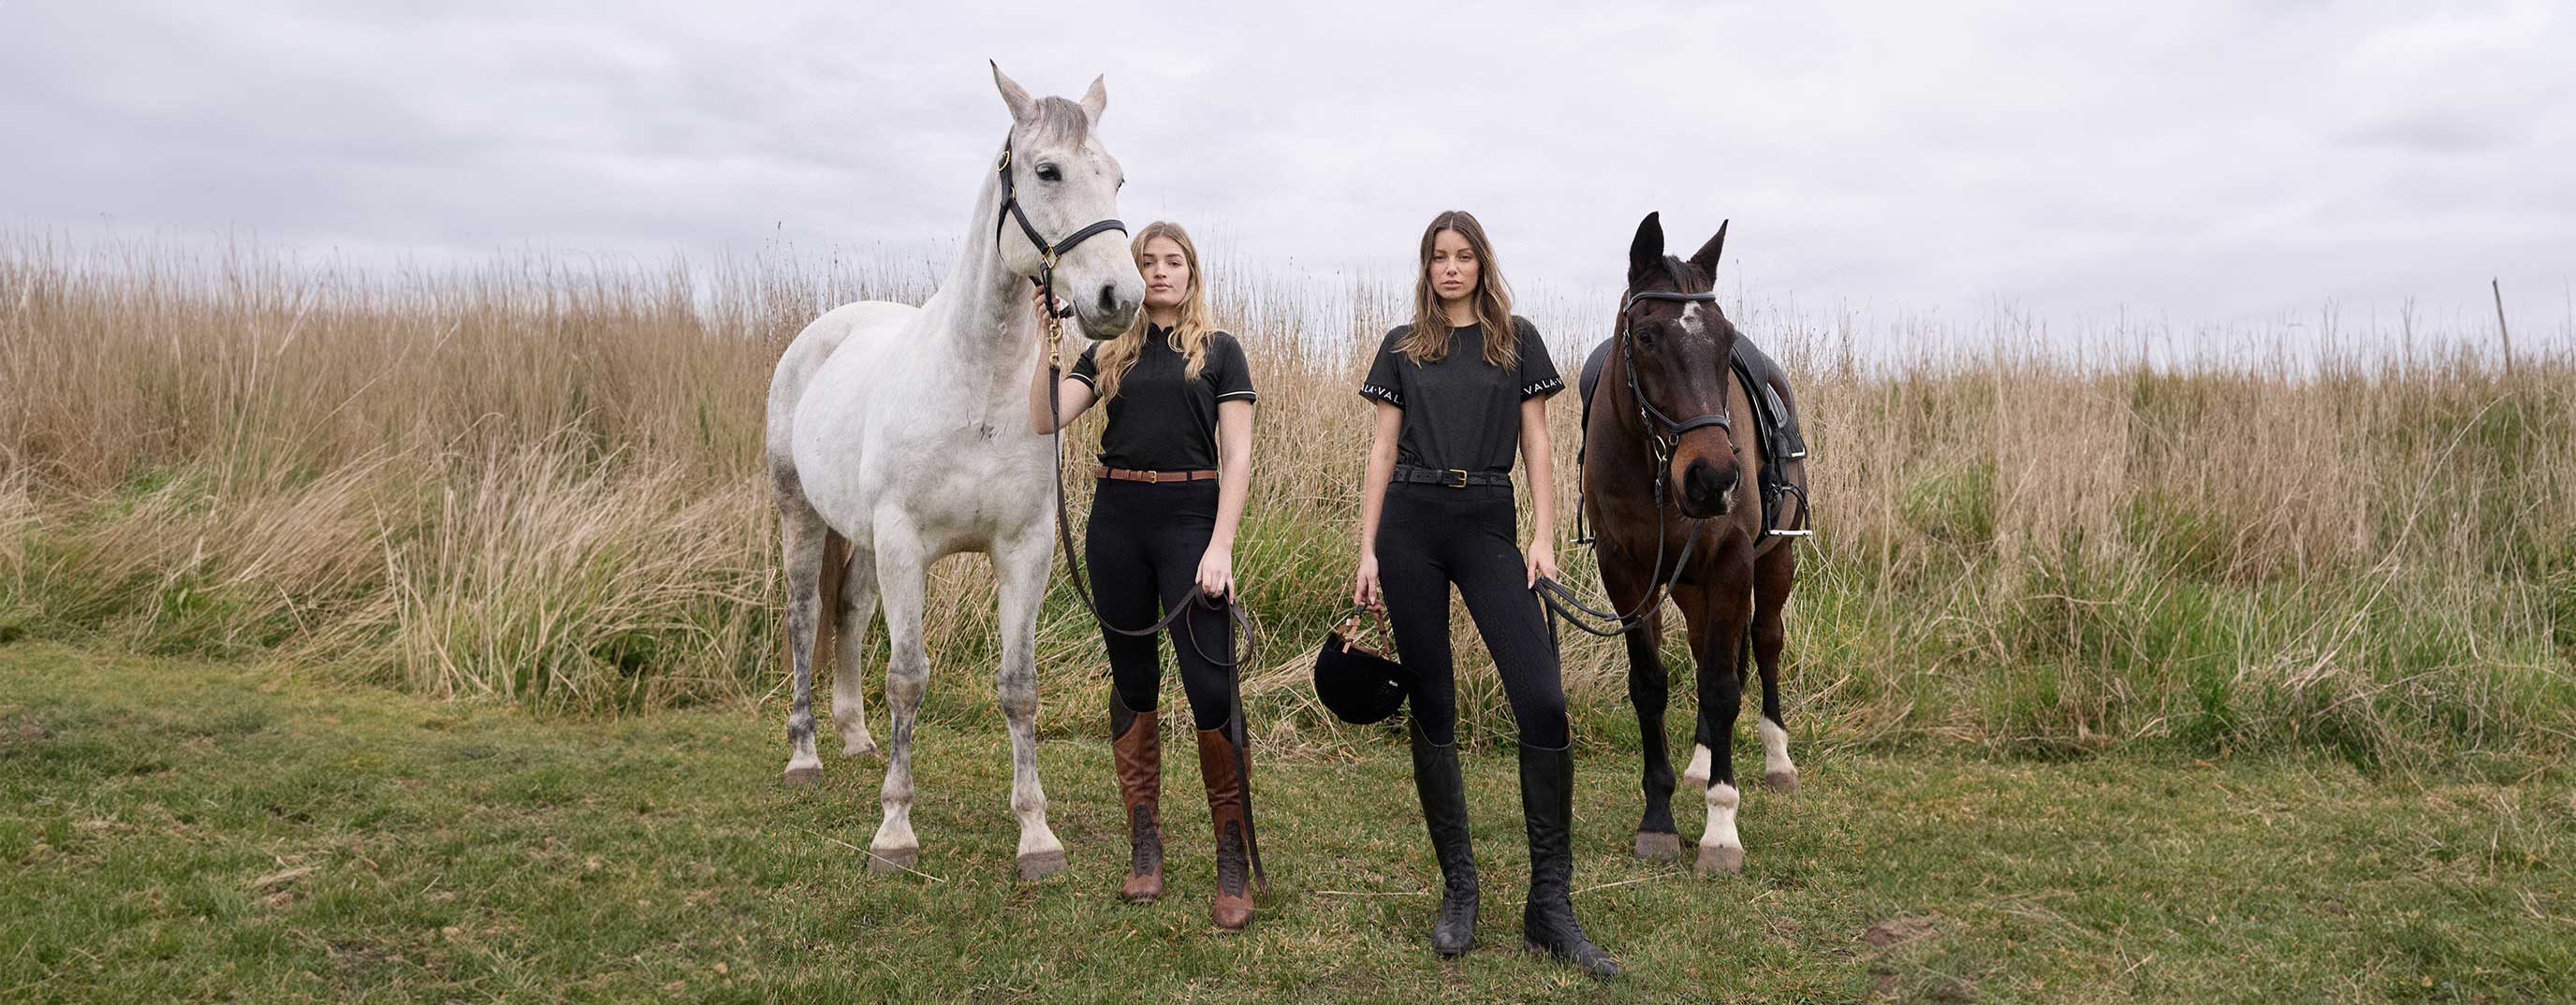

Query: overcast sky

[6,1,2570,347]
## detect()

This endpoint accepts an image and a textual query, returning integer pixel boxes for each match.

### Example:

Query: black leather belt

[1391,465,1513,488]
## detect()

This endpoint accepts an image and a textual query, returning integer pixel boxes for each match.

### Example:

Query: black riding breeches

[1085,478,1237,731]
[1373,482,1569,748]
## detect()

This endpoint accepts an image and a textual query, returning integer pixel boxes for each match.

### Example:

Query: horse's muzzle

[1678,458,1737,518]
[1076,295,1141,341]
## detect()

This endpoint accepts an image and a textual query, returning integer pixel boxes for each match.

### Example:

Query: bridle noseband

[1617,288,1734,466]
[994,135,1128,299]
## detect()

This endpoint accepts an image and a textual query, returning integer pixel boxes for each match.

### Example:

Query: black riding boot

[1410,720,1478,955]
[1520,737,1619,977]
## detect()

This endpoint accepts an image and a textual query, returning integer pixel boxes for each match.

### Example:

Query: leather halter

[1616,288,1733,464]
[994,136,1128,298]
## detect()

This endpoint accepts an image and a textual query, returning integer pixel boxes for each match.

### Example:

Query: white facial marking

[1676,300,1708,341]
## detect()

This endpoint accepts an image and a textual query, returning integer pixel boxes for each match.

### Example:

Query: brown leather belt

[1096,466,1220,484]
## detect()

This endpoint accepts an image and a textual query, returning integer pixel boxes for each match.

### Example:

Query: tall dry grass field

[3,233,2569,770]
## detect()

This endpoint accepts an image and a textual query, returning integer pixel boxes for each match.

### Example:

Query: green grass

[5,642,2570,1003]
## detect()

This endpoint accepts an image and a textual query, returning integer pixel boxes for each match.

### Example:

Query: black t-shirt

[1070,326,1256,472]
[1357,316,1562,473]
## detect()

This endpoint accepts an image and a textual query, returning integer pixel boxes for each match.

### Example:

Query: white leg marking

[1698,781,1744,875]
[1760,719,1796,780]
[1681,743,1713,791]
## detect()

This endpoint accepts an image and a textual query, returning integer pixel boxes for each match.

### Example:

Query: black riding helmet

[1312,607,1410,724]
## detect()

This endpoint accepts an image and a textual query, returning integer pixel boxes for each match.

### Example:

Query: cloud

[4,0,2569,340]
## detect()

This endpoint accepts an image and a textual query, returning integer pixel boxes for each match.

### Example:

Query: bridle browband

[994,135,1128,298]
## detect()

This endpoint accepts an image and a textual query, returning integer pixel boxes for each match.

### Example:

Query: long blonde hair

[1090,222,1212,401]
[1399,210,1516,367]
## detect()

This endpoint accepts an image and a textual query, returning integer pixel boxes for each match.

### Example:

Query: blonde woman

[1351,210,1615,975]
[1028,221,1262,930]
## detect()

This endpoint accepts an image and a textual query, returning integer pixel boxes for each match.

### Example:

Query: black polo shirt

[1357,317,1562,473]
[1070,327,1256,472]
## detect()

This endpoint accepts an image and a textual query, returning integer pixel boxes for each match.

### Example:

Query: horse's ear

[1078,75,1107,125]
[1688,219,1729,279]
[989,60,1036,123]
[1629,212,1664,281]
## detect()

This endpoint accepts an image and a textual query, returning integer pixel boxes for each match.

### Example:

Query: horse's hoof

[1696,846,1744,877]
[1763,770,1801,794]
[1634,831,1684,861]
[842,738,880,760]
[1017,849,1069,881]
[866,844,918,875]
[782,765,823,787]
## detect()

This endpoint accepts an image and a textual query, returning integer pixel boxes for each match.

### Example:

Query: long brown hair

[1089,221,1213,401]
[1399,210,1516,367]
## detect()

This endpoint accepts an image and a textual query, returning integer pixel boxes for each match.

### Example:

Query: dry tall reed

[3,232,2569,768]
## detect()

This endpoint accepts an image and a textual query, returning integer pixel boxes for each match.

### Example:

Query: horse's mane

[1660,255,1705,296]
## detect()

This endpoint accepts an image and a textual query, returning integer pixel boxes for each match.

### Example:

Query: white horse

[767,65,1142,879]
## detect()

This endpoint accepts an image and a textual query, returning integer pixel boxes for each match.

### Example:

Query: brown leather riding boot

[1196,719,1266,930]
[1111,695,1163,902]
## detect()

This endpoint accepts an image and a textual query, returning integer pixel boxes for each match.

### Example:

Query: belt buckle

[1442,468,1470,488]
[1144,471,1162,484]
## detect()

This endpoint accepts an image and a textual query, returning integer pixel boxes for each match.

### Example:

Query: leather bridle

[994,136,1128,299]
[1616,288,1734,467]
[1535,285,1735,637]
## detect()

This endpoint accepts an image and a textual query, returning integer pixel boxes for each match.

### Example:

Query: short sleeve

[1358,328,1406,407]
[1515,318,1563,400]
[1067,343,1100,387]
[1210,332,1256,403]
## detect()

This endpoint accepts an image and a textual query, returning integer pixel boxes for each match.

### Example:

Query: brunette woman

[1029,221,1262,930]
[1352,210,1616,976]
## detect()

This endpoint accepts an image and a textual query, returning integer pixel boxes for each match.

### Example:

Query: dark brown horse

[1566,212,1809,876]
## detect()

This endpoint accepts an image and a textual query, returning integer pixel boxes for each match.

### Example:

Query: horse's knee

[1627,672,1668,712]
[1707,669,1746,712]
[996,682,1038,722]
[884,656,928,704]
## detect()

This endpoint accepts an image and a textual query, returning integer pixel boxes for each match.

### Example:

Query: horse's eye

[1036,164,1061,182]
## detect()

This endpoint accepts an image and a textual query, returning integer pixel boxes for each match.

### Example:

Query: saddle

[1579,336,1809,538]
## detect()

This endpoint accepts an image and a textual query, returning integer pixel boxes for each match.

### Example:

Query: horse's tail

[815,531,848,673]
[783,530,852,677]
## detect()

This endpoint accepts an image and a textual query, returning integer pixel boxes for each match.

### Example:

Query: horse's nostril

[1098,284,1117,311]
[1683,460,1735,506]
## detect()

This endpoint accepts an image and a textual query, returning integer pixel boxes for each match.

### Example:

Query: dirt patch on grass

[1861,914,1939,949]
